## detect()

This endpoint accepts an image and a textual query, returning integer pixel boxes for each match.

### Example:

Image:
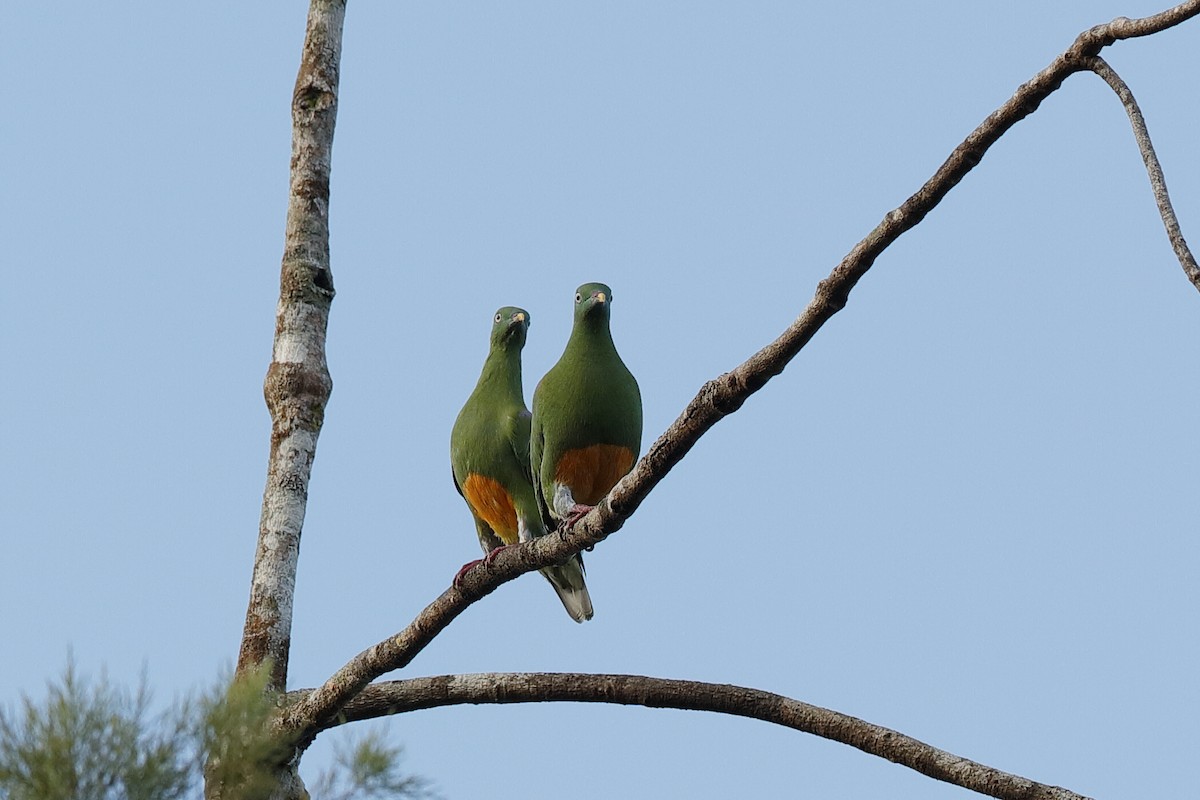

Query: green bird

[532,282,642,533]
[451,305,593,623]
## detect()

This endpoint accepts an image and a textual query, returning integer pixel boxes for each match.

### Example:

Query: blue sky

[3,2,1198,798]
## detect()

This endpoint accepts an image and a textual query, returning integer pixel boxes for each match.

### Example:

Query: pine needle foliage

[312,731,438,800]
[0,659,192,800]
[0,660,434,800]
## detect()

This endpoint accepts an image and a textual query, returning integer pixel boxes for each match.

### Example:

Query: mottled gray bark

[287,673,1091,800]
[237,0,344,694]
[222,2,345,799]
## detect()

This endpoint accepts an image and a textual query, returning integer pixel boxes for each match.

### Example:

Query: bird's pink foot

[560,503,595,530]
[453,558,483,588]
[453,544,518,588]
[484,543,516,566]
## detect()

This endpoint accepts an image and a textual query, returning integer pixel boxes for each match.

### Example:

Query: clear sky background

[3,2,1197,798]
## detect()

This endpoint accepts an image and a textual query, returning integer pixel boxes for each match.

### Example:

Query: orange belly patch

[462,474,519,544]
[554,444,636,506]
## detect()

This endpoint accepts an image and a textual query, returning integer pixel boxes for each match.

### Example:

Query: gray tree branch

[284,673,1090,800]
[280,1,1200,743]
[1084,56,1200,291]
[237,0,345,694]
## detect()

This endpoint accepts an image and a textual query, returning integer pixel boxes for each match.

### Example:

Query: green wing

[529,384,556,529]
[509,407,534,484]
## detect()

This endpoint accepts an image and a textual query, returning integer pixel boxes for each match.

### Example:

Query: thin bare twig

[1084,56,1200,290]
[281,0,1200,742]
[285,673,1090,800]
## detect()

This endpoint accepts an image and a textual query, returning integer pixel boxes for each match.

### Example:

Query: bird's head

[489,306,530,350]
[573,282,613,326]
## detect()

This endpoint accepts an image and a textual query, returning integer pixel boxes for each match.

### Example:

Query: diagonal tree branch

[236,0,345,694]
[284,673,1090,800]
[280,0,1200,741]
[1083,56,1200,291]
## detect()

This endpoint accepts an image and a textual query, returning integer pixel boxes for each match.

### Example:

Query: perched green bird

[532,282,642,533]
[451,306,593,623]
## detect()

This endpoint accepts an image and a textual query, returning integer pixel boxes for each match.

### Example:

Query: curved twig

[285,673,1090,800]
[1084,56,1200,291]
[280,1,1200,740]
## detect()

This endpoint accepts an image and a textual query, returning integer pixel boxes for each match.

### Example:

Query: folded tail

[540,554,593,623]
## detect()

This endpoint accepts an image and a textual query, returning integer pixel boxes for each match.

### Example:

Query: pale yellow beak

[514,311,526,323]
[595,292,607,303]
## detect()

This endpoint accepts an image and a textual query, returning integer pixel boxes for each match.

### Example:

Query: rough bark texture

[286,673,1091,800]
[222,3,345,799]
[237,0,344,694]
[279,2,1200,751]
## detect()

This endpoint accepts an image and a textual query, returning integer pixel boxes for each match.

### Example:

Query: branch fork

[242,3,1200,799]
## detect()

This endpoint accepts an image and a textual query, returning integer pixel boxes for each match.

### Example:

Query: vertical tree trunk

[217,3,345,799]
[237,0,345,694]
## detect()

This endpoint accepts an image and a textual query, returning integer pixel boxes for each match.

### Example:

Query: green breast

[534,329,642,466]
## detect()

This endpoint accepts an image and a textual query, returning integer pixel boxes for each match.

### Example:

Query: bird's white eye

[575,293,582,303]
[494,312,502,323]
